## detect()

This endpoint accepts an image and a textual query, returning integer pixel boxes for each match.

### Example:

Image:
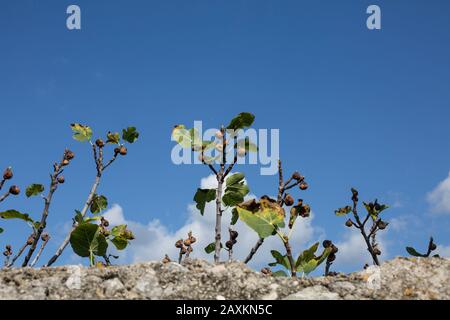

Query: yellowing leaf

[236,200,285,239]
[71,123,92,142]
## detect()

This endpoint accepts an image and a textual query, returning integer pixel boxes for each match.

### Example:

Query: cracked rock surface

[0,257,449,300]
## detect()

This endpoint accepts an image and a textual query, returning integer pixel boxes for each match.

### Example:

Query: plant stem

[277,160,284,204]
[325,260,333,276]
[178,249,183,264]
[22,156,65,267]
[283,239,297,277]
[45,145,114,267]
[0,191,9,203]
[29,238,49,267]
[244,238,264,264]
[6,237,31,268]
[89,252,95,267]
[213,127,226,264]
[244,159,286,265]
[46,175,101,267]
[214,173,224,263]
[185,245,192,259]
[352,199,380,266]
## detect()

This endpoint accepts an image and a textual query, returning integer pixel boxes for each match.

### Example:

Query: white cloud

[437,245,450,258]
[388,216,409,232]
[333,229,387,271]
[103,175,321,269]
[427,171,450,214]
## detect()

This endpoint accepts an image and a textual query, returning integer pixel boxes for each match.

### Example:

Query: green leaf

[231,208,239,225]
[295,243,331,274]
[295,242,319,269]
[222,191,246,207]
[316,247,332,265]
[122,127,139,143]
[171,125,189,148]
[235,137,258,152]
[335,206,352,216]
[106,132,120,145]
[171,125,202,149]
[236,199,285,239]
[84,216,101,223]
[194,188,216,215]
[71,123,92,142]
[0,227,4,234]
[270,250,291,270]
[363,200,389,221]
[300,259,318,275]
[226,173,245,186]
[406,247,425,257]
[223,173,249,207]
[204,242,222,254]
[227,112,255,130]
[90,195,108,214]
[272,270,288,277]
[70,223,108,258]
[25,184,44,198]
[111,224,134,240]
[111,236,128,250]
[74,210,83,224]
[111,224,127,237]
[0,210,35,225]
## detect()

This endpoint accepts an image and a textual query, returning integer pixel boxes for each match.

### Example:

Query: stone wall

[0,257,448,299]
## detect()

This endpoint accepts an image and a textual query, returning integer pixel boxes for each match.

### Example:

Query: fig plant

[406,237,439,258]
[174,231,197,264]
[322,240,339,276]
[172,112,257,263]
[236,160,330,277]
[0,167,20,207]
[45,124,139,267]
[335,188,389,266]
[1,150,74,268]
[0,167,22,235]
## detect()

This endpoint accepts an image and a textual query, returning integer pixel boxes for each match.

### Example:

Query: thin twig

[277,160,284,204]
[223,135,238,179]
[283,238,297,277]
[29,237,50,267]
[351,198,380,266]
[6,236,31,268]
[244,238,264,264]
[22,154,66,267]
[325,260,332,276]
[0,191,9,203]
[178,248,183,264]
[45,146,105,267]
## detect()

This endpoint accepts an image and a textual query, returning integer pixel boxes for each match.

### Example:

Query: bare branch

[45,146,104,267]
[21,152,66,267]
[244,238,264,264]
[223,136,238,179]
[6,235,32,268]
[30,236,50,267]
[0,191,10,203]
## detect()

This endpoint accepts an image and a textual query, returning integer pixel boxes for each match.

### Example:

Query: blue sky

[1,0,450,273]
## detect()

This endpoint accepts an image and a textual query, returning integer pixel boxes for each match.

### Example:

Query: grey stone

[0,257,448,300]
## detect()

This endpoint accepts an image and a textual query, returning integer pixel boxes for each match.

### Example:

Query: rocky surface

[0,257,449,300]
